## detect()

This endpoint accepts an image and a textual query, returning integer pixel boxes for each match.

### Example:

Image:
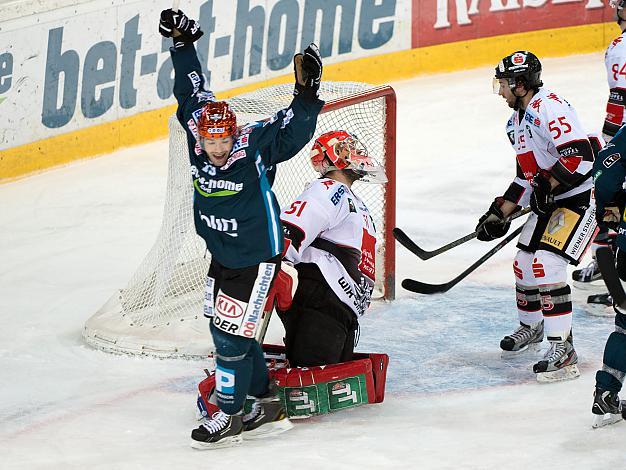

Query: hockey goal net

[83,82,396,359]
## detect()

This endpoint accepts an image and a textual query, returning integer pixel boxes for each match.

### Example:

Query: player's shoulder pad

[306,178,349,209]
[530,88,573,119]
[607,33,626,57]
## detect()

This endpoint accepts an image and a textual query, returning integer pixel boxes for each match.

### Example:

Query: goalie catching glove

[293,43,322,98]
[476,197,511,241]
[159,9,203,48]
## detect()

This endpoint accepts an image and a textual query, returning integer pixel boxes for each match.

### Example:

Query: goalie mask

[197,101,237,139]
[310,130,387,184]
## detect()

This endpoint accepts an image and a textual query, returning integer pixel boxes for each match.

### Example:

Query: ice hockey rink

[1,52,624,469]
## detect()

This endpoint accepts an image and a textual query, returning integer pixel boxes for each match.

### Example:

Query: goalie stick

[401,225,523,294]
[596,246,626,310]
[393,207,531,260]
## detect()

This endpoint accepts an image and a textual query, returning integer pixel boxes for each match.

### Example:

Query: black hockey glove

[597,205,622,230]
[530,170,556,217]
[159,9,203,47]
[293,43,322,98]
[475,197,511,241]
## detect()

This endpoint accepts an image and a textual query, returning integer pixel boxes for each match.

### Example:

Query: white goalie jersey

[280,177,377,317]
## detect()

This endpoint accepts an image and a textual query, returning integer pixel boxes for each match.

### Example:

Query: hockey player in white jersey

[277,130,387,367]
[475,51,599,382]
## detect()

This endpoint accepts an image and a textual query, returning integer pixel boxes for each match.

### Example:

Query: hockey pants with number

[210,322,270,415]
[513,249,572,341]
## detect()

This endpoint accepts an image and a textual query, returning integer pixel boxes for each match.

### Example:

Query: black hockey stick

[596,246,626,309]
[401,225,523,294]
[393,207,531,261]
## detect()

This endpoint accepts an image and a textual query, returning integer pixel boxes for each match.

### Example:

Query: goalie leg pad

[272,353,389,418]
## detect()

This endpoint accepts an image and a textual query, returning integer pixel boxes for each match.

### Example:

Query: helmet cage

[310,130,387,184]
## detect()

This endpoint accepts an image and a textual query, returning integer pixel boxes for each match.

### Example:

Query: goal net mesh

[83,81,395,358]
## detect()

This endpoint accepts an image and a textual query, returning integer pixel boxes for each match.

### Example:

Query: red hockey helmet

[310,130,387,183]
[197,101,237,139]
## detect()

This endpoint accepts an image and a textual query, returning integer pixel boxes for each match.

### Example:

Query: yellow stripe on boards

[0,21,619,183]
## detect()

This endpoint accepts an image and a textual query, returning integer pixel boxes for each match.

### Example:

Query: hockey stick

[401,225,524,294]
[596,246,626,309]
[393,207,531,261]
[172,0,180,11]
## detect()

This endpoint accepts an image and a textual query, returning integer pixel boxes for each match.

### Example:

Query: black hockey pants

[277,263,359,367]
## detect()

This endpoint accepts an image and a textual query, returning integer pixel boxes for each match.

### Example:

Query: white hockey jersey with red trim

[280,178,376,317]
[604,31,626,135]
[505,88,593,207]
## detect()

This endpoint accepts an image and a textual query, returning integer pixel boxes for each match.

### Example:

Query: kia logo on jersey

[215,293,245,318]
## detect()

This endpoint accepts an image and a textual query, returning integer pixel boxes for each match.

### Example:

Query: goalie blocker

[198,345,389,420]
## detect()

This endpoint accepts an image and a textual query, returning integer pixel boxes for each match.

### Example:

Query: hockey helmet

[197,101,237,139]
[310,130,387,184]
[493,51,543,94]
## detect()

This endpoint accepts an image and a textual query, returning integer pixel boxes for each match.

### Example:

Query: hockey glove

[475,197,511,241]
[264,262,299,312]
[597,205,622,230]
[530,170,556,217]
[159,9,203,47]
[293,43,322,98]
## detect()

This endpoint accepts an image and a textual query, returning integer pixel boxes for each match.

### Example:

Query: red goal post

[82,82,396,359]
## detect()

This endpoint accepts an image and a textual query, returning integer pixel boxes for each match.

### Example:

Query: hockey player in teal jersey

[159,9,324,448]
[590,125,626,427]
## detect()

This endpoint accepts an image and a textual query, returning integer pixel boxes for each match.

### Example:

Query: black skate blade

[190,434,243,450]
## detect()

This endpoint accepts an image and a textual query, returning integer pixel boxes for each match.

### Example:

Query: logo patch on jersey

[194,177,243,197]
[358,229,376,281]
[322,180,335,190]
[348,198,357,213]
[221,150,247,171]
[199,212,239,237]
[232,134,250,152]
[524,112,540,127]
[593,169,603,182]
[330,186,346,205]
[603,152,621,168]
[530,98,541,111]
[187,71,201,93]
[558,156,582,174]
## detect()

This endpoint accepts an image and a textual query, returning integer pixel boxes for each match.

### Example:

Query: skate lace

[543,341,567,362]
[509,324,536,343]
[201,411,230,433]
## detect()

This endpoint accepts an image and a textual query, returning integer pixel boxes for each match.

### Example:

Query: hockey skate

[500,321,544,358]
[533,336,580,383]
[584,293,615,317]
[591,387,623,429]
[243,384,293,439]
[191,410,244,450]
[572,260,603,289]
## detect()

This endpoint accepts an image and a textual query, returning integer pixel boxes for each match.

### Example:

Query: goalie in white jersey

[277,130,387,367]
[476,51,600,382]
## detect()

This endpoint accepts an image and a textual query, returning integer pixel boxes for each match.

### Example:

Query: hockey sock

[596,312,626,393]
[515,283,542,326]
[539,283,572,341]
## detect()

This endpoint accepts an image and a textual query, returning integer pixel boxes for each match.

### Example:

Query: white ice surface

[1,53,625,469]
